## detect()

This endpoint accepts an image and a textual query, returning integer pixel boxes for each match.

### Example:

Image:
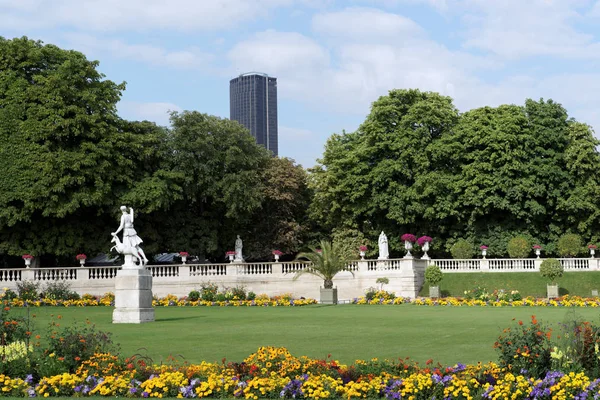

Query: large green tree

[151,111,271,259]
[310,89,460,255]
[0,37,170,260]
[311,90,600,257]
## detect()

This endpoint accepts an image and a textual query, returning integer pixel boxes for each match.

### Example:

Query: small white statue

[235,235,243,261]
[378,231,389,260]
[111,206,149,266]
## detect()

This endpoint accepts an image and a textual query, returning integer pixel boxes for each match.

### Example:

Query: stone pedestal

[113,268,155,324]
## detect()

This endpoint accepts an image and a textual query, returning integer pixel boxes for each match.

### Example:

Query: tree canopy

[310,89,600,257]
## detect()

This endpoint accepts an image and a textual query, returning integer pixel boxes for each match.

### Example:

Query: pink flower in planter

[225,251,236,256]
[589,244,597,250]
[401,234,417,243]
[76,254,87,260]
[359,245,368,252]
[480,245,488,250]
[22,254,34,260]
[417,236,432,246]
[179,251,189,257]
[272,250,283,256]
[533,245,542,250]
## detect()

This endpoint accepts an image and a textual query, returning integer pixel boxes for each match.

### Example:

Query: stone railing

[0,258,427,300]
[1,257,596,300]
[432,258,599,272]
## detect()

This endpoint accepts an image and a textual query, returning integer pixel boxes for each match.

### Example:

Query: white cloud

[228,30,329,75]
[62,34,213,69]
[460,0,600,59]
[312,7,423,41]
[119,101,182,126]
[0,0,292,31]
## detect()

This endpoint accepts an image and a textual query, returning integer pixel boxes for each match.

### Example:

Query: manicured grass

[13,305,600,366]
[418,271,600,298]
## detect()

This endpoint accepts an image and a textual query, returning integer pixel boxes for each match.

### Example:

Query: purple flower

[142,391,150,398]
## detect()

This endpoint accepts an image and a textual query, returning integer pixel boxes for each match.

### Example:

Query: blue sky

[2,0,600,167]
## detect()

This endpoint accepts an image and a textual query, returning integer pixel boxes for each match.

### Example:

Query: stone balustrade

[0,257,596,301]
[0,258,427,301]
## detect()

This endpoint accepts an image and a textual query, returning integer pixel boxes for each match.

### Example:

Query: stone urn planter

[320,287,338,305]
[547,284,559,299]
[429,286,440,298]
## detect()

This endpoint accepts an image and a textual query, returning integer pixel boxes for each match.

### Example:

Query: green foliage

[424,265,443,286]
[0,304,29,344]
[507,236,531,258]
[231,285,247,300]
[551,312,600,377]
[376,277,389,290]
[245,157,312,259]
[557,233,583,257]
[294,240,353,289]
[41,281,80,301]
[310,90,600,258]
[540,258,564,284]
[494,315,552,378]
[332,227,368,262]
[43,318,118,373]
[0,37,172,257]
[200,282,219,302]
[247,291,257,301]
[187,290,200,302]
[449,239,475,259]
[16,280,39,301]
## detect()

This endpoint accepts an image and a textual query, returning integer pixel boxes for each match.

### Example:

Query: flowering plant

[359,245,368,252]
[588,244,597,249]
[401,234,416,243]
[22,254,33,260]
[533,245,542,250]
[76,254,87,260]
[479,245,488,250]
[225,251,236,256]
[179,251,189,257]
[272,250,283,256]
[316,249,322,253]
[417,236,432,246]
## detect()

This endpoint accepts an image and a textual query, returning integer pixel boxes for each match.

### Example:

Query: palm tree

[293,240,353,289]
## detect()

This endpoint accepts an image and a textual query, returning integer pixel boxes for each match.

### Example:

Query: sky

[1,0,600,168]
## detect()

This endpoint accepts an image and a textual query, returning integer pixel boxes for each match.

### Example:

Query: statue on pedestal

[111,206,149,267]
[235,235,243,262]
[378,231,389,260]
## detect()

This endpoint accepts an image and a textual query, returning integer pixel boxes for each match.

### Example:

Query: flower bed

[2,346,600,398]
[353,294,600,307]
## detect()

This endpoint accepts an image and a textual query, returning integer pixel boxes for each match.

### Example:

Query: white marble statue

[378,231,389,260]
[235,235,243,261]
[111,206,149,266]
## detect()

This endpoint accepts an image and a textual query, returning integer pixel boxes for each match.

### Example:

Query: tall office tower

[229,72,278,156]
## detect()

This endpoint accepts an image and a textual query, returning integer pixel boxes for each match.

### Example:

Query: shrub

[494,315,552,378]
[540,258,564,284]
[364,287,377,301]
[557,233,583,257]
[0,288,18,301]
[450,239,475,259]
[507,236,530,258]
[16,280,40,301]
[0,305,29,344]
[231,285,247,300]
[376,277,389,290]
[200,282,219,301]
[246,291,257,301]
[42,281,80,301]
[187,290,200,302]
[42,318,119,374]
[424,265,443,286]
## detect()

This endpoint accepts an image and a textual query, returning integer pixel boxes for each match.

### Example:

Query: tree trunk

[323,278,333,289]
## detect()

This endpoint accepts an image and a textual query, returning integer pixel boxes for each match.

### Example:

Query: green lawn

[13,305,600,367]
[418,271,600,297]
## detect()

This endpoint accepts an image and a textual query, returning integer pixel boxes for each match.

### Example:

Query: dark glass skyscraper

[229,73,278,156]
